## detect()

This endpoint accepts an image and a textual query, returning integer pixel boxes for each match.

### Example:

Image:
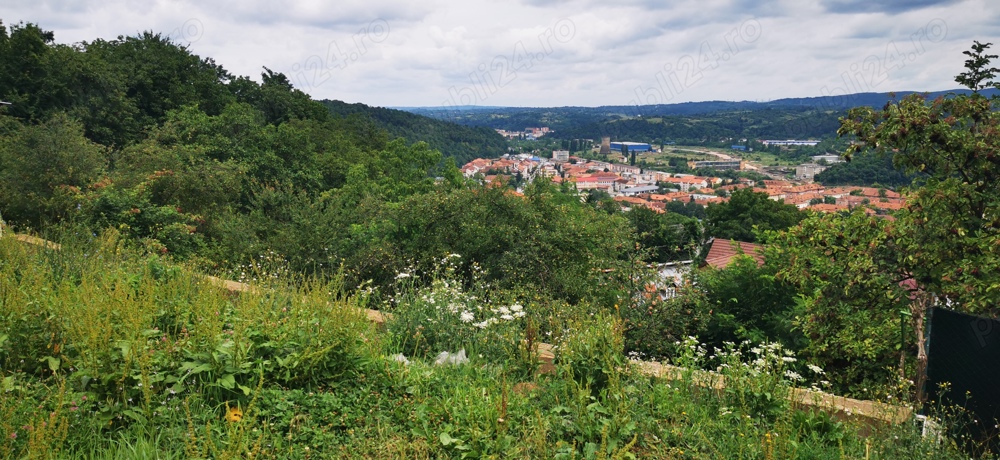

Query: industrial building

[610,141,652,152]
[811,154,844,164]
[795,163,828,181]
[689,160,742,171]
[761,139,821,146]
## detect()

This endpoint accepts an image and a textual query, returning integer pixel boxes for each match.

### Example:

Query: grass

[0,229,980,459]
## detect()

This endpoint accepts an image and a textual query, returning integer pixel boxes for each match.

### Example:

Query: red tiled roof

[703,238,764,269]
[808,203,850,213]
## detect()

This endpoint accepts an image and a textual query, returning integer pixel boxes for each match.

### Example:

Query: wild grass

[0,229,979,459]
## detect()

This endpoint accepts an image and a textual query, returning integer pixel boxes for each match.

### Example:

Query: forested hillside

[322,100,507,165]
[0,19,693,309]
[551,107,844,145]
[815,151,916,187]
[406,89,998,151]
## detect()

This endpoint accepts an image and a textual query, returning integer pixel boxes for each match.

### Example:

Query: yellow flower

[225,404,243,423]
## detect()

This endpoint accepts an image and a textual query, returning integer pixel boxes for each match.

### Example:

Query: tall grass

[0,230,979,459]
[0,229,375,458]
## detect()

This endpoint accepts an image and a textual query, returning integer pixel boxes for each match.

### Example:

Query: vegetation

[0,21,646,309]
[0,233,972,459]
[704,189,806,243]
[321,100,507,165]
[3,17,1000,456]
[815,151,914,187]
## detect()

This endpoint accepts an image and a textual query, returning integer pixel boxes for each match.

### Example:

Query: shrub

[386,255,534,376]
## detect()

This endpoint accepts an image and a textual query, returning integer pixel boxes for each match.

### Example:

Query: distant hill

[321,100,507,165]
[397,89,998,151]
[401,88,999,131]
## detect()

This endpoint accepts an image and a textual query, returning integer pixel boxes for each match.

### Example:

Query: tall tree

[839,41,1000,314]
[0,113,106,226]
[704,188,805,242]
[776,41,1000,399]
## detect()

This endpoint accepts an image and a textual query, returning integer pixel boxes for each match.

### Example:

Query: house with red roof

[702,238,765,269]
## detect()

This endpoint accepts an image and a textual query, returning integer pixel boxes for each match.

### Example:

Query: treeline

[548,107,844,146]
[321,100,507,165]
[410,104,846,147]
[815,151,915,187]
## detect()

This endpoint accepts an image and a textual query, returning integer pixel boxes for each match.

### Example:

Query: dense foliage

[0,20,654,309]
[322,100,507,165]
[704,188,806,243]
[0,235,971,459]
[815,150,915,187]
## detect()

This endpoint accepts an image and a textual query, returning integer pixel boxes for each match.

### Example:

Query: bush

[0,230,376,457]
[620,280,711,361]
[386,255,535,377]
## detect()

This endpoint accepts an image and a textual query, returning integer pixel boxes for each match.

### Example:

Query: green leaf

[439,431,457,446]
[40,356,60,373]
[218,373,236,389]
[180,361,213,374]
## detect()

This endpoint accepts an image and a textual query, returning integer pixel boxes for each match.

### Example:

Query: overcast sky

[3,0,997,107]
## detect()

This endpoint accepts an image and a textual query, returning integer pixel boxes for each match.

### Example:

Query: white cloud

[1,0,993,106]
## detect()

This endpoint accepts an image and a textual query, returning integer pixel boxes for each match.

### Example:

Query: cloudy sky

[3,0,997,107]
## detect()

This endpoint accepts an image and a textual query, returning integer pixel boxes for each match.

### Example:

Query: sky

[3,0,997,108]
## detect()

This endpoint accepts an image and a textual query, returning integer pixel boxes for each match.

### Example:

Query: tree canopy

[704,188,805,242]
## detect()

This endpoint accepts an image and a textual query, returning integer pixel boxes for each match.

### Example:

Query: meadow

[0,230,974,459]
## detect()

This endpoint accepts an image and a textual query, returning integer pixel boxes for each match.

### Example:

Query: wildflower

[395,273,411,279]
[510,304,523,312]
[501,314,514,321]
[784,370,803,381]
[497,306,511,315]
[226,405,243,423]
[781,356,796,363]
[807,364,825,375]
[460,311,475,323]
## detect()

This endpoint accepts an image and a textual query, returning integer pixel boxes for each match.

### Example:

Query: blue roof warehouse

[610,141,652,152]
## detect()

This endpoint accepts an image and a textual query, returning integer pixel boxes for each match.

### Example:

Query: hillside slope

[322,100,507,165]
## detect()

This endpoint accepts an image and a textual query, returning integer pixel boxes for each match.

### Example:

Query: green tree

[698,254,802,351]
[0,113,106,226]
[704,188,805,242]
[83,32,235,144]
[626,206,701,262]
[767,211,911,395]
[839,40,1000,314]
[774,41,1000,398]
